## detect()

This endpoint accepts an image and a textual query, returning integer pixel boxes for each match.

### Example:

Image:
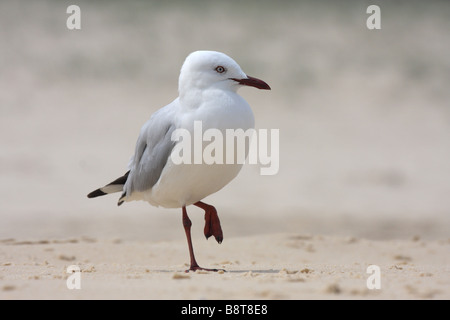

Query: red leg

[182,206,221,272]
[194,201,223,244]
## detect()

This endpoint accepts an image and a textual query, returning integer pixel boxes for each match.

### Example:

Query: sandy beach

[1,0,449,300]
[1,234,449,300]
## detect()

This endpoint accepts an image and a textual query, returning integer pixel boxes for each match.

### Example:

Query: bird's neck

[179,87,204,110]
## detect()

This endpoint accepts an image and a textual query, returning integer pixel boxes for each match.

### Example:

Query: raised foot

[204,208,223,244]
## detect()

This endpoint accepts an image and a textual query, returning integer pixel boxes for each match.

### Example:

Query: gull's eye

[215,66,226,74]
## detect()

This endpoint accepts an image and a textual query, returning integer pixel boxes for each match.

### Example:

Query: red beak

[231,75,271,90]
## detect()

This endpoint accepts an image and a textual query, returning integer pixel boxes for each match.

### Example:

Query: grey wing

[120,102,178,202]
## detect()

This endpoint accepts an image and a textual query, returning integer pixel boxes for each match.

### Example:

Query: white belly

[148,160,244,208]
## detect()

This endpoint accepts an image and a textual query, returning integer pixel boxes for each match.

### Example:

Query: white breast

[144,90,254,208]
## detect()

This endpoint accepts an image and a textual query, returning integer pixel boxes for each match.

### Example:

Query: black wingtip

[87,189,107,198]
[117,193,126,206]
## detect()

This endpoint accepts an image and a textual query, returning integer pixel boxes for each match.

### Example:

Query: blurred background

[1,0,449,241]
